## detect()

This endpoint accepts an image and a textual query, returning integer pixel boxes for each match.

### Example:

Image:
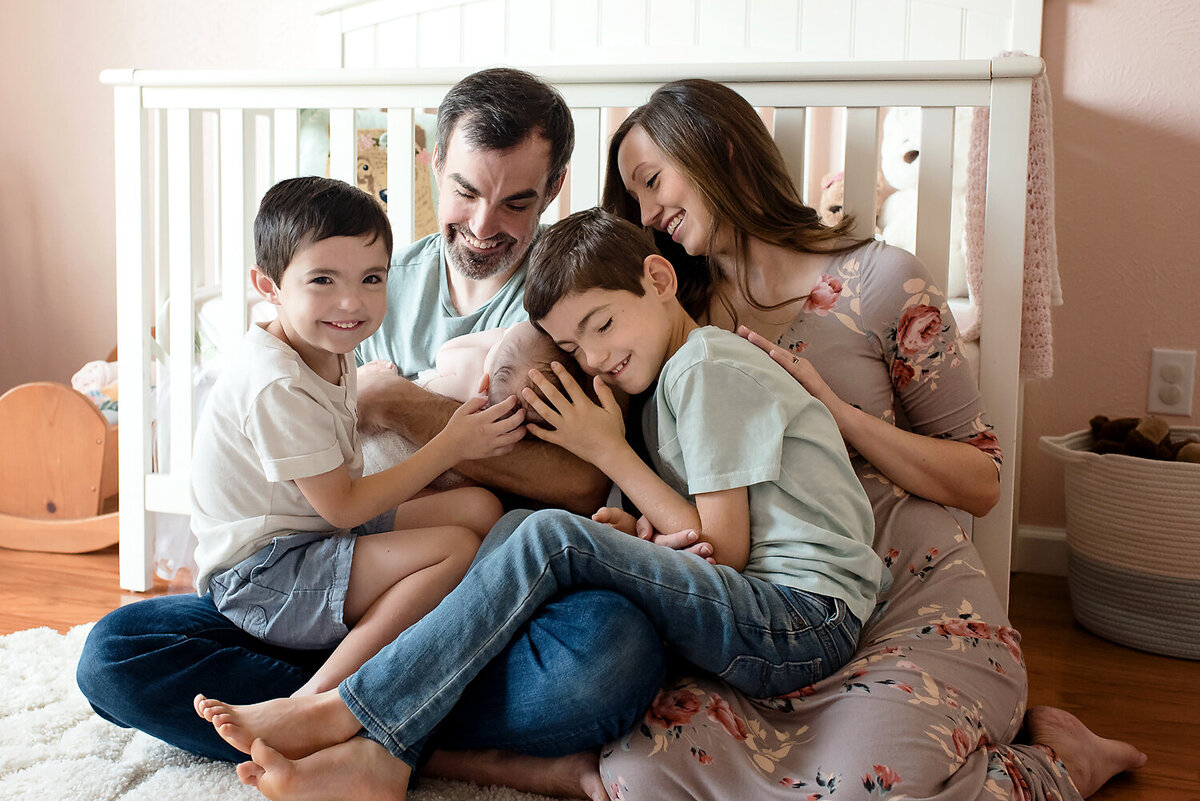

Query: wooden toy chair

[0,382,119,553]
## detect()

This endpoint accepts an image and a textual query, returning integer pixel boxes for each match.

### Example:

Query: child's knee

[458,487,504,536]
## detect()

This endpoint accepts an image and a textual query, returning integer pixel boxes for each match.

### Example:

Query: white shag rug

[0,624,560,801]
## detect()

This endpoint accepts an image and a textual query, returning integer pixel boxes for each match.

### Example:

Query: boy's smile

[254,234,390,383]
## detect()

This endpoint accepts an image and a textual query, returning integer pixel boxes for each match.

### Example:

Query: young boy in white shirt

[190,176,525,697]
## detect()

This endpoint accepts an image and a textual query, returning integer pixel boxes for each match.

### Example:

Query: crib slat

[843,107,881,239]
[330,108,357,185]
[971,76,1034,606]
[387,107,415,248]
[773,107,808,201]
[167,109,198,477]
[114,84,155,592]
[273,109,300,181]
[914,106,955,293]
[568,108,602,218]
[219,110,250,353]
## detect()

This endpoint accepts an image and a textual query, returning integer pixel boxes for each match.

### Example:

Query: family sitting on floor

[77,67,1144,801]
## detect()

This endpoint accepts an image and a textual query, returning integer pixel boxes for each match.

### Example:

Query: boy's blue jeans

[342,508,861,767]
[76,521,665,763]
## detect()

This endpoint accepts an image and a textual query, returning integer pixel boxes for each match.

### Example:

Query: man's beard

[445,226,523,281]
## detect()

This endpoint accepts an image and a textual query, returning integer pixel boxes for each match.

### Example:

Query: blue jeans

[341,508,861,767]
[76,533,664,763]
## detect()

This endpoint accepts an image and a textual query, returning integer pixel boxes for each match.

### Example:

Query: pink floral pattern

[599,243,1075,801]
[803,274,844,316]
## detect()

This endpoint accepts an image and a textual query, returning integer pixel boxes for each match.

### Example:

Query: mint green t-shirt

[644,326,889,624]
[355,234,530,378]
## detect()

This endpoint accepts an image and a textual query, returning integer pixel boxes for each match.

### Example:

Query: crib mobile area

[100,59,1041,605]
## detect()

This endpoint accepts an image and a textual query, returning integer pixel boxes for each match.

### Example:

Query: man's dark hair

[435,68,574,189]
[254,176,393,284]
[524,208,658,322]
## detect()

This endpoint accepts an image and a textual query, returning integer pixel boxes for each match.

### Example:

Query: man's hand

[523,362,626,466]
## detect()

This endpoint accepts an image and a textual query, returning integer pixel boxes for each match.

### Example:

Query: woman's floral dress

[599,241,1080,801]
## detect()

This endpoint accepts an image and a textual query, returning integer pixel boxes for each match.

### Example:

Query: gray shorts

[209,530,357,650]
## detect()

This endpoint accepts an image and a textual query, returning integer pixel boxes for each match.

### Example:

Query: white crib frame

[102,58,1041,605]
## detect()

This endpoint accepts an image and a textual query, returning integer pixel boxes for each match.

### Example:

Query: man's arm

[357,369,610,514]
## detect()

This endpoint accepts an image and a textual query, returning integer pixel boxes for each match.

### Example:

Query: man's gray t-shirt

[356,233,529,378]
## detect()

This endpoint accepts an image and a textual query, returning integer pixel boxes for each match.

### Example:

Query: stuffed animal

[877,107,972,299]
[354,125,438,240]
[817,170,884,231]
[1089,414,1200,462]
[356,129,388,208]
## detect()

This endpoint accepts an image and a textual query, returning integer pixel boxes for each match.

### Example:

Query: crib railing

[102,58,1041,604]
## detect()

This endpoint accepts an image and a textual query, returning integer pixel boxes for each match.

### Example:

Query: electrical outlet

[1147,348,1196,416]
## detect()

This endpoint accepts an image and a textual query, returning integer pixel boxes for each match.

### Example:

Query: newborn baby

[360,322,583,485]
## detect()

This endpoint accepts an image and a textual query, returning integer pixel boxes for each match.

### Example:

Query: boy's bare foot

[248,736,411,801]
[423,748,609,800]
[193,692,362,759]
[1026,705,1147,797]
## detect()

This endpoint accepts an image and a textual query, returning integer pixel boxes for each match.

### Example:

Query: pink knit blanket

[962,55,1060,380]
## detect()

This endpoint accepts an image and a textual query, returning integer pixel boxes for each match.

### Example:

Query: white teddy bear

[877,106,972,300]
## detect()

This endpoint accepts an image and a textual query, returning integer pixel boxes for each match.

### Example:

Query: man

[76,68,665,795]
[354,67,609,513]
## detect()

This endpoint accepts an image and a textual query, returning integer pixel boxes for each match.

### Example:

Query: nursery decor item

[0,624,560,801]
[0,383,119,554]
[1040,425,1200,660]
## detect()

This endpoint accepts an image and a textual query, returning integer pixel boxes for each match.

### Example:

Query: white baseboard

[1013,525,1068,576]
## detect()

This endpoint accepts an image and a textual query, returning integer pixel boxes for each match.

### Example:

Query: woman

[595,78,1144,800]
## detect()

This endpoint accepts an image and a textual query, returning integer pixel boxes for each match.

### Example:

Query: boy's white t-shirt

[191,323,363,594]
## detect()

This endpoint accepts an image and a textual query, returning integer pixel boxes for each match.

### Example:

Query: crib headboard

[102,59,1042,604]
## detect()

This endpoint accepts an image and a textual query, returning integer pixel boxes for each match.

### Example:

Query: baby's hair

[487,326,589,427]
[524,208,658,323]
[254,176,393,285]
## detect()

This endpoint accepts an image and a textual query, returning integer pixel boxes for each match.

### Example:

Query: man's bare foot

[424,748,609,801]
[1026,705,1147,797]
[247,736,411,801]
[193,692,362,760]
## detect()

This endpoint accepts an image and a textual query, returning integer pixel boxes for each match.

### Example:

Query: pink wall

[1022,0,1200,527]
[0,1,324,392]
[1,1,1195,533]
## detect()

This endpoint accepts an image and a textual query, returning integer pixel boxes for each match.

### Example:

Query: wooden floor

[1,545,1197,799]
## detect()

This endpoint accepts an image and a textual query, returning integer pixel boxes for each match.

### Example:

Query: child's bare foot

[424,748,609,800]
[193,692,362,760]
[1026,705,1147,797]
[249,736,411,801]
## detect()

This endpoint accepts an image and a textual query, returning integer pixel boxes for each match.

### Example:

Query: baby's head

[485,322,587,426]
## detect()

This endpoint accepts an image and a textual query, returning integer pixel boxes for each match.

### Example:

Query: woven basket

[1040,427,1200,660]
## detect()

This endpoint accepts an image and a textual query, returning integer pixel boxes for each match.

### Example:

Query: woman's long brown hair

[601,79,866,322]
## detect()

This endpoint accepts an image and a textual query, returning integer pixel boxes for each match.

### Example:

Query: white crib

[101,59,1041,604]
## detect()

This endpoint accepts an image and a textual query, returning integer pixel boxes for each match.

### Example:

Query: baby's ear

[250,266,281,304]
[477,372,491,396]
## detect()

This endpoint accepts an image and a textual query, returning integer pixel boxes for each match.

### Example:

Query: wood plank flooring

[1,545,1196,799]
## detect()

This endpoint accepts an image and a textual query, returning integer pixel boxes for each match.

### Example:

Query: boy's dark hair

[435,68,574,191]
[254,176,393,285]
[525,208,658,323]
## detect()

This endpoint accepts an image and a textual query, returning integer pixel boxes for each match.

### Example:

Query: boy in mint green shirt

[521,208,887,635]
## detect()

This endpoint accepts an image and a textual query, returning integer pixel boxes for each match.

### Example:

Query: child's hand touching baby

[434,394,527,461]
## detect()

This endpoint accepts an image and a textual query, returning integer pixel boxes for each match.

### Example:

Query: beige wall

[2,1,1196,530]
[0,0,324,391]
[1021,0,1200,527]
